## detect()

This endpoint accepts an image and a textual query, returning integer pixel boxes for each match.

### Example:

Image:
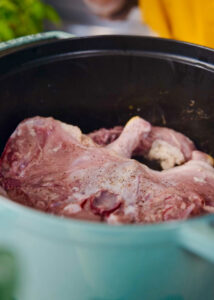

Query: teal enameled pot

[0,32,214,300]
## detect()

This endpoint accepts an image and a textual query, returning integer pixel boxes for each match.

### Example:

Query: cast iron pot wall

[0,36,214,155]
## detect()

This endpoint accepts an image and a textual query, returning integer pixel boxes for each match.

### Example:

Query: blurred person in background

[84,0,214,48]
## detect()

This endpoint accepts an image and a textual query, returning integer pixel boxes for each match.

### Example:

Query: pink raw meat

[89,121,196,169]
[0,116,213,224]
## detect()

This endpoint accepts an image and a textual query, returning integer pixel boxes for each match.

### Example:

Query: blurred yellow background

[140,0,214,48]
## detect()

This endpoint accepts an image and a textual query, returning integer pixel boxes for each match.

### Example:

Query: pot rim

[0,195,211,234]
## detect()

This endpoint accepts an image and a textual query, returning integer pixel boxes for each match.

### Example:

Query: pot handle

[179,218,214,263]
[0,31,74,52]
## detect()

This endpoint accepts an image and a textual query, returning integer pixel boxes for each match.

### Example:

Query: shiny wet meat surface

[0,116,214,224]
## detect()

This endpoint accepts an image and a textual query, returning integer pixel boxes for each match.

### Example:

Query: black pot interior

[0,36,214,156]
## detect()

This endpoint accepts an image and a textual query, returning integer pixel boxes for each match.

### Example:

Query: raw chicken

[89,121,196,170]
[0,116,213,224]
